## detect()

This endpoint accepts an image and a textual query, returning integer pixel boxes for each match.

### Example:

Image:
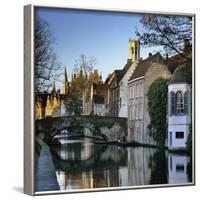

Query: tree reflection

[149,150,168,184]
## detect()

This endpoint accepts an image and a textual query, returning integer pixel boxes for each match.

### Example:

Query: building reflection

[168,154,190,184]
[49,139,126,190]
[37,137,192,191]
[127,147,156,186]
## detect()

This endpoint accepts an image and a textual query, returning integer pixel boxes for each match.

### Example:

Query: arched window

[170,91,175,115]
[184,91,189,114]
[176,91,184,114]
[131,47,134,55]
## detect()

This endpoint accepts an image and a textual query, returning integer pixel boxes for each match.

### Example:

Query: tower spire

[62,66,69,95]
[52,81,56,94]
[64,66,68,82]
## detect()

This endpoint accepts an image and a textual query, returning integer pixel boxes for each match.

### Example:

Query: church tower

[62,67,69,95]
[128,39,140,63]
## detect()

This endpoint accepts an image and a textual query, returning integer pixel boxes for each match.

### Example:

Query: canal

[35,136,192,192]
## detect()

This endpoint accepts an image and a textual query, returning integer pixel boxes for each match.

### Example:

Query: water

[35,137,192,192]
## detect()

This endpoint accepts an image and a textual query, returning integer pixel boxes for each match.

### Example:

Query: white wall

[119,62,137,118]
[168,154,190,184]
[168,83,191,149]
[0,0,199,200]
[168,124,190,149]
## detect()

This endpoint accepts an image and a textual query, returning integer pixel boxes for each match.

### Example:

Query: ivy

[147,78,168,146]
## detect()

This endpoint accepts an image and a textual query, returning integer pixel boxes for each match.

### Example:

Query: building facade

[118,40,140,118]
[82,70,108,116]
[35,67,89,119]
[168,62,192,150]
[127,53,172,144]
[105,70,122,117]
[106,39,140,118]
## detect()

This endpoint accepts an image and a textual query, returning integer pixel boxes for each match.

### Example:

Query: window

[136,103,139,119]
[170,90,189,116]
[132,106,135,120]
[117,97,122,108]
[132,86,134,98]
[176,91,184,114]
[137,127,140,135]
[129,86,134,99]
[131,47,134,55]
[176,165,184,172]
[129,107,131,120]
[184,91,189,114]
[175,131,184,139]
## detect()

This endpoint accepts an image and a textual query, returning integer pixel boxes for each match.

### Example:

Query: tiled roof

[165,51,192,73]
[105,60,133,86]
[129,53,162,81]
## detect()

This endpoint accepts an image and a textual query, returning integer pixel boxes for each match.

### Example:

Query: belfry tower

[62,67,69,95]
[128,39,140,63]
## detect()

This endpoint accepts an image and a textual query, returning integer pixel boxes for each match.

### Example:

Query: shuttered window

[170,91,175,115]
[184,91,189,114]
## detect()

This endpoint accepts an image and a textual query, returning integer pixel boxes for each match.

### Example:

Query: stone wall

[36,115,127,142]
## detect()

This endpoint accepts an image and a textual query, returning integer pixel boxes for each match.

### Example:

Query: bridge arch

[36,115,127,143]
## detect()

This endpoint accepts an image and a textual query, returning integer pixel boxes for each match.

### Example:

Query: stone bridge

[36,115,127,142]
[50,145,127,171]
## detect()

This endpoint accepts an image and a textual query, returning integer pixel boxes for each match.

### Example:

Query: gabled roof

[118,60,133,82]
[165,50,192,73]
[129,53,162,81]
[105,60,133,86]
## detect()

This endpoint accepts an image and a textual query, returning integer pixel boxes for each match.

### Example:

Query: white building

[118,61,138,118]
[168,153,190,184]
[118,39,140,118]
[168,63,192,150]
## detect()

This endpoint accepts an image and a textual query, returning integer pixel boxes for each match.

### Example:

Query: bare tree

[73,54,97,76]
[136,15,192,60]
[34,15,61,92]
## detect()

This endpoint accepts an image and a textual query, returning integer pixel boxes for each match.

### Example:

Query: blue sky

[36,7,161,87]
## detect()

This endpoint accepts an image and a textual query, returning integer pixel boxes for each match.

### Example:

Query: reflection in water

[35,137,192,192]
[168,154,190,184]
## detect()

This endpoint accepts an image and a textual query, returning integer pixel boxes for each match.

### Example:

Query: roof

[169,62,192,84]
[105,61,133,88]
[93,83,108,95]
[129,53,162,81]
[165,51,192,73]
[118,60,133,82]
